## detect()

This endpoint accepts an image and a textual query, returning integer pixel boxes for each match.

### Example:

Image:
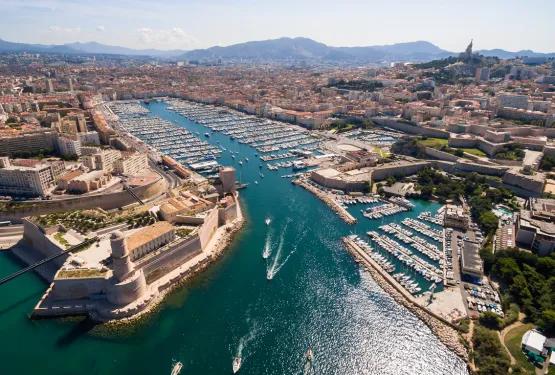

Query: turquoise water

[0,101,468,375]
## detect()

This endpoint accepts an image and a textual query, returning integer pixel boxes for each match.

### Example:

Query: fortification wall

[373,118,450,138]
[425,147,460,162]
[431,160,456,173]
[198,208,220,249]
[106,270,147,306]
[503,171,545,195]
[477,139,504,156]
[455,160,510,176]
[0,178,166,221]
[370,161,430,181]
[22,219,68,268]
[140,236,203,283]
[50,276,107,301]
[448,136,477,148]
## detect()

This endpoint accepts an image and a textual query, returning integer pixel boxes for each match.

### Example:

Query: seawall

[294,179,356,224]
[342,237,468,361]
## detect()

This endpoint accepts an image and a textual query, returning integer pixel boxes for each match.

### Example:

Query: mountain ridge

[1,37,554,61]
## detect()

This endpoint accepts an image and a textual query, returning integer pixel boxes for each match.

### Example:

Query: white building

[57,136,82,156]
[113,153,147,175]
[78,131,100,146]
[0,157,62,196]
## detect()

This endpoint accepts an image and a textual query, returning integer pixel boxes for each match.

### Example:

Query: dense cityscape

[2,12,555,375]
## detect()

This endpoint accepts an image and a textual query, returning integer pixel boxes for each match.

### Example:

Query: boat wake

[266,223,287,280]
[262,229,273,259]
[236,320,260,359]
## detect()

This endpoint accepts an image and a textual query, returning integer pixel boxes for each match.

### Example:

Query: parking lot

[444,223,501,317]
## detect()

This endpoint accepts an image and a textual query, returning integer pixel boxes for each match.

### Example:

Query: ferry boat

[171,362,182,375]
[233,357,242,373]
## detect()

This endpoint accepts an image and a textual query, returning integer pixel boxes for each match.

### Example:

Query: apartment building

[82,149,122,172]
[57,136,82,156]
[113,153,147,175]
[0,157,61,196]
[0,128,58,155]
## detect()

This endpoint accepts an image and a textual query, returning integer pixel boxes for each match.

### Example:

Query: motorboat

[306,348,313,362]
[171,362,182,375]
[239,161,243,165]
[233,357,242,373]
[260,173,264,178]
[265,219,271,226]
[255,181,258,185]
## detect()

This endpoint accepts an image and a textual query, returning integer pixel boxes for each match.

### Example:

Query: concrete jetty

[294,179,356,224]
[342,237,468,361]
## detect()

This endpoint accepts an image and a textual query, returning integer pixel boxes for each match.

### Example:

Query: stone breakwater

[294,179,356,224]
[342,237,469,361]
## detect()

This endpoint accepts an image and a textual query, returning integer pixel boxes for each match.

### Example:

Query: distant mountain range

[1,37,554,62]
[476,49,555,59]
[0,38,187,57]
[182,37,455,62]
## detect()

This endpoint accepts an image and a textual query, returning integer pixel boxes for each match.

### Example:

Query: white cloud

[96,25,105,32]
[137,28,153,43]
[43,26,81,35]
[136,27,200,46]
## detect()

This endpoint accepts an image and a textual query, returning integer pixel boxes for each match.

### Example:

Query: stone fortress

[26,166,244,320]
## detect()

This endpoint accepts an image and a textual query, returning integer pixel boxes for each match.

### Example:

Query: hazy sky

[1,0,553,52]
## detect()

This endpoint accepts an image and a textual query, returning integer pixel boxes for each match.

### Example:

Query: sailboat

[236,170,248,190]
[233,357,242,373]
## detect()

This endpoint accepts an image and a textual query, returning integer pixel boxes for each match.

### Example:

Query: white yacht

[171,362,182,375]
[233,357,242,373]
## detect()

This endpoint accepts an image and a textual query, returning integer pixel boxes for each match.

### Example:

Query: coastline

[342,237,469,362]
[294,179,357,224]
[97,195,246,326]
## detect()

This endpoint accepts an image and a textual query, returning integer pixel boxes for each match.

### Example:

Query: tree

[6,117,18,124]
[540,310,555,334]
[480,311,503,330]
[493,258,521,284]
[479,211,499,235]
[455,149,465,157]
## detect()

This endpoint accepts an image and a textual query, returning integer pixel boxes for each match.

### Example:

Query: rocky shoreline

[95,203,246,327]
[342,237,469,362]
[294,179,357,224]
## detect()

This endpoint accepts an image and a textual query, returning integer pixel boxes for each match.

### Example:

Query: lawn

[459,148,486,157]
[416,137,448,149]
[372,147,389,157]
[504,323,538,374]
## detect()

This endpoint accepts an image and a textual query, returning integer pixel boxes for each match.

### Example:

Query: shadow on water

[0,289,44,318]
[55,317,98,348]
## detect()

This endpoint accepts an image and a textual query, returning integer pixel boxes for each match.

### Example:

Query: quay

[342,236,468,361]
[294,179,356,224]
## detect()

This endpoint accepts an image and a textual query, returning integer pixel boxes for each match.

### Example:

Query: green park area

[504,323,537,373]
[415,137,448,149]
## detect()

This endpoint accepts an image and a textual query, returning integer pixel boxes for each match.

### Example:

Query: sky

[0,0,554,52]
